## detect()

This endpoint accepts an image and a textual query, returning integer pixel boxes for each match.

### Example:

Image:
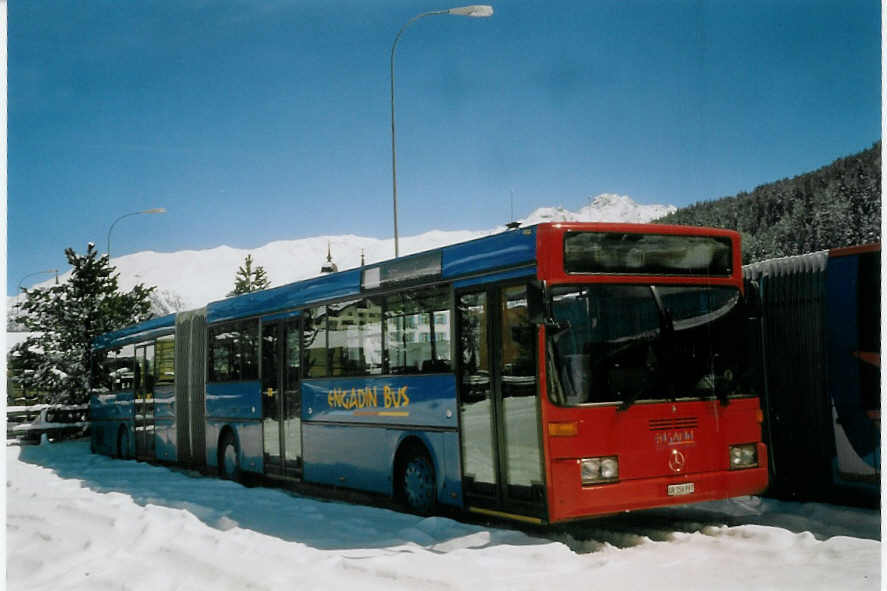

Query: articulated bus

[744,244,880,504]
[89,222,768,524]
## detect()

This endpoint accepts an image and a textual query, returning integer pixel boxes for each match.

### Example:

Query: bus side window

[207,320,258,382]
[304,306,328,378]
[144,343,155,394]
[134,358,142,391]
[240,320,259,381]
[209,325,238,382]
[112,344,136,391]
[386,286,451,374]
[328,297,383,377]
[155,335,175,384]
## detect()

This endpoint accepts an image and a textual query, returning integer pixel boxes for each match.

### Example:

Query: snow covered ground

[7,439,881,590]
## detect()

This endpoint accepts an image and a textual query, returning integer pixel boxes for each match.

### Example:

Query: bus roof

[94,222,746,345]
[93,313,176,351]
[204,225,538,324]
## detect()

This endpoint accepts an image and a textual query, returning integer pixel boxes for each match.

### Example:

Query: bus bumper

[547,445,769,523]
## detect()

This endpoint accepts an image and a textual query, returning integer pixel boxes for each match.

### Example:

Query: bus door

[134,343,156,459]
[261,318,303,477]
[457,283,546,519]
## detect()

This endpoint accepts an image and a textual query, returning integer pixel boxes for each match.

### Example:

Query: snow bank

[7,441,881,590]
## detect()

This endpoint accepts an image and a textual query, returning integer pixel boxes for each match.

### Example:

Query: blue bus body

[89,392,134,455]
[300,374,462,503]
[204,380,263,472]
[90,228,539,512]
[89,314,176,459]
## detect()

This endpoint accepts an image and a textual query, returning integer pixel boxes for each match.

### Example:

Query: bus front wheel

[399,446,436,515]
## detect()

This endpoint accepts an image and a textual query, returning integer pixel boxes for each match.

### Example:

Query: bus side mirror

[527,280,545,324]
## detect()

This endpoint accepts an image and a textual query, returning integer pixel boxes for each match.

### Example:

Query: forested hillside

[655,143,881,263]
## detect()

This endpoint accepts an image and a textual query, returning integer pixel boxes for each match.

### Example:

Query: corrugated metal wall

[174,312,192,463]
[744,251,835,500]
[189,310,207,467]
[174,308,207,467]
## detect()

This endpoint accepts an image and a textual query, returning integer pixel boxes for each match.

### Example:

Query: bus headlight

[729,444,758,469]
[581,456,619,485]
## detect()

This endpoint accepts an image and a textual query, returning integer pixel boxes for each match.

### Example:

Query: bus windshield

[547,284,749,408]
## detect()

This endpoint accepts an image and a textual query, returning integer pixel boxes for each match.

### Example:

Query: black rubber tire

[218,431,241,481]
[398,446,436,516]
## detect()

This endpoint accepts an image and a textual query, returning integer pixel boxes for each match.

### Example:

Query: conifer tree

[9,243,155,404]
[227,254,271,296]
[654,142,881,263]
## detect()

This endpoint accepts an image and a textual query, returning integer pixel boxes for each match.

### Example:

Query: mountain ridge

[8,194,670,317]
[654,142,880,262]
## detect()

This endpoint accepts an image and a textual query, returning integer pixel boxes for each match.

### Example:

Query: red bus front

[535,223,768,523]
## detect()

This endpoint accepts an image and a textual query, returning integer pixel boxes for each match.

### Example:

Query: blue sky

[8,0,880,295]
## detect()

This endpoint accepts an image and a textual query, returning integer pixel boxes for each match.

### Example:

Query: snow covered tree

[655,142,880,262]
[9,243,155,404]
[227,254,271,296]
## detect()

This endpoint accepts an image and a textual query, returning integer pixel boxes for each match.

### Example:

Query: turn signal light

[548,422,579,437]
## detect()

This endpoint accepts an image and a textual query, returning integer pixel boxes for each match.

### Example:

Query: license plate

[667,482,695,496]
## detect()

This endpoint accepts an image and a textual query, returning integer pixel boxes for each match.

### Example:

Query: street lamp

[107,208,166,259]
[17,269,59,294]
[390,5,493,257]
[15,269,58,312]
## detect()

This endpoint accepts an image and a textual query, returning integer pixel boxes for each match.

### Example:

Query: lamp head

[448,5,493,17]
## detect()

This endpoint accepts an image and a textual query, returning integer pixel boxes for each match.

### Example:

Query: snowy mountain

[522,194,676,225]
[9,195,674,314]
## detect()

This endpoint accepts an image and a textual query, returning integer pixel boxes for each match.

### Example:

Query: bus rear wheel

[399,448,436,515]
[218,431,241,482]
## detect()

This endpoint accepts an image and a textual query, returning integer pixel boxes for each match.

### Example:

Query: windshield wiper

[649,286,674,335]
[620,287,674,412]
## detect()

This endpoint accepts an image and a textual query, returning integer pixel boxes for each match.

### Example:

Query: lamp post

[390,5,493,257]
[107,208,166,259]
